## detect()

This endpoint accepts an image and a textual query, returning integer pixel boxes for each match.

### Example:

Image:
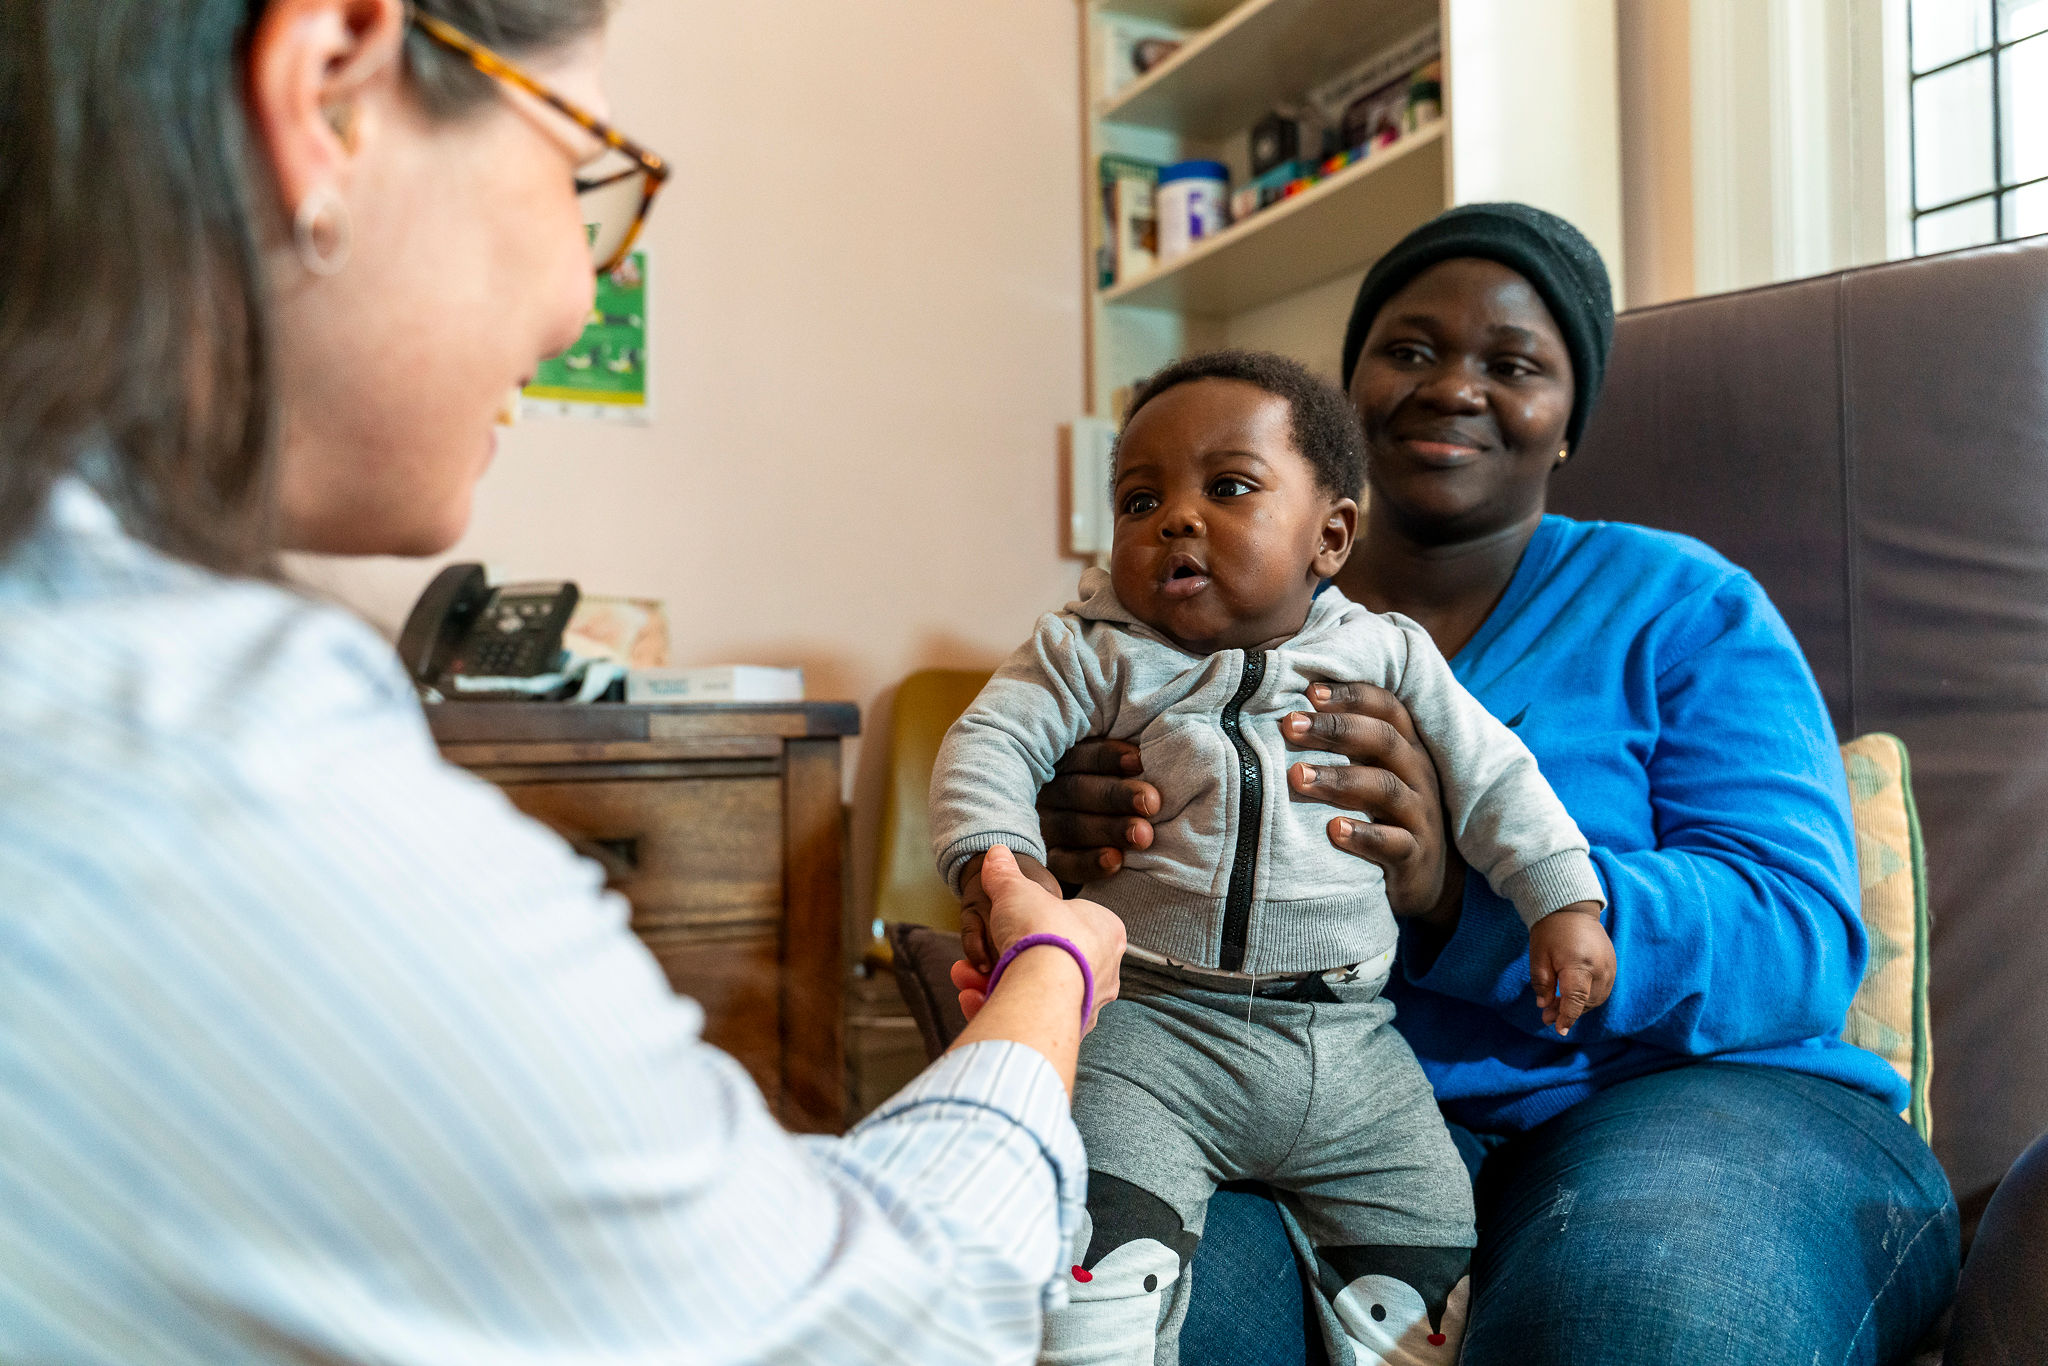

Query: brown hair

[0,0,609,575]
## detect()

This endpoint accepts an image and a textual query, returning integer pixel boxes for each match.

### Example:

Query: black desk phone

[397,563,580,691]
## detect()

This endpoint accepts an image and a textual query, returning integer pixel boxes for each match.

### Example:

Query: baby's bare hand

[1528,903,1615,1037]
[956,847,1125,1031]
[958,899,995,975]
[958,849,1063,974]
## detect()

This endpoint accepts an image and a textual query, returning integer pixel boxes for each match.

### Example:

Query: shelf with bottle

[1100,120,1443,316]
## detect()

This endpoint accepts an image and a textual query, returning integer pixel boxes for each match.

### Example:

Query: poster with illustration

[522,250,649,421]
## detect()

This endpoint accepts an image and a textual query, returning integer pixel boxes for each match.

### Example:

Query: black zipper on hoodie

[1216,651,1265,971]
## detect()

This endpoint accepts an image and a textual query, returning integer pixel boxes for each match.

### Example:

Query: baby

[930,350,1614,1366]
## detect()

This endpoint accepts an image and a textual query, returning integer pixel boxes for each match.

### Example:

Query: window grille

[1909,0,2048,252]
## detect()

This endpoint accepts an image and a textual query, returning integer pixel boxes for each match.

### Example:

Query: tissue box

[626,665,805,705]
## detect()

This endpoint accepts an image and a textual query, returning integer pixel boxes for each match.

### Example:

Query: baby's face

[1110,378,1355,654]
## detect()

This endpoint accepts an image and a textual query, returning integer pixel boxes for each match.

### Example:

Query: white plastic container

[625,665,804,705]
[1155,160,1230,263]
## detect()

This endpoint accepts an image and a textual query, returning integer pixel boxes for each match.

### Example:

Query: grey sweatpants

[1042,960,1476,1366]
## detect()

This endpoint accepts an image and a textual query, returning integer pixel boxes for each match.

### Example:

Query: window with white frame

[1910,0,2048,252]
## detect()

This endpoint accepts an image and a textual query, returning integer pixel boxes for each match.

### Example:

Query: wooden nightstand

[427,701,859,1133]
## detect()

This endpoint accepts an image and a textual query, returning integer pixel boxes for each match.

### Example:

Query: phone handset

[398,563,490,688]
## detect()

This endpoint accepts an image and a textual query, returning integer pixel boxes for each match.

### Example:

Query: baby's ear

[1313,497,1359,576]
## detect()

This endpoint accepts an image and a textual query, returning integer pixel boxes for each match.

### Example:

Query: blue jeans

[1181,1063,1958,1364]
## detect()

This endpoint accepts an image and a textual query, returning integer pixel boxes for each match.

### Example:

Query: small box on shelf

[1094,14,1191,101]
[1098,154,1162,287]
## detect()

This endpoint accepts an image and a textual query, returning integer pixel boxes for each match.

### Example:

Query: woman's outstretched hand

[955,847,1064,973]
[1281,681,1465,931]
[1035,739,1161,885]
[951,846,1124,1033]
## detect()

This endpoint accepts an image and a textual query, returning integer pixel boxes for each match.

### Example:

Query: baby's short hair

[1120,349,1367,501]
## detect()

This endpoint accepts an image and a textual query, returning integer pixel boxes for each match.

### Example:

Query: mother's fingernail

[1293,763,1316,786]
[1334,819,1352,838]
[1309,684,1330,701]
[1283,713,1307,734]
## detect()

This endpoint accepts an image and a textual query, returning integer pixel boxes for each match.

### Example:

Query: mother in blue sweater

[1039,204,1958,1362]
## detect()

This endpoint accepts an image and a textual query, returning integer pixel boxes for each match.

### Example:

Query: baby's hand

[958,849,1063,972]
[1528,902,1615,1037]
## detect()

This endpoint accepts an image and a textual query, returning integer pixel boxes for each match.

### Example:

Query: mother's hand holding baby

[1038,680,1462,929]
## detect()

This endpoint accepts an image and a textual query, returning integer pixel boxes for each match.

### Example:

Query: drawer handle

[594,836,641,870]
[569,836,640,879]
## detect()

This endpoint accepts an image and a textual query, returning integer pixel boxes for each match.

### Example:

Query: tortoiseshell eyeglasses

[409,7,671,277]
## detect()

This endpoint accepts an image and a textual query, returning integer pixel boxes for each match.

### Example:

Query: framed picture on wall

[522,249,651,423]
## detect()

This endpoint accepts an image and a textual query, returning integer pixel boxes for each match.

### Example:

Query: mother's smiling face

[1348,257,1575,546]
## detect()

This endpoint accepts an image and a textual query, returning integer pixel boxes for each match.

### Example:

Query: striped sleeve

[0,481,1085,1365]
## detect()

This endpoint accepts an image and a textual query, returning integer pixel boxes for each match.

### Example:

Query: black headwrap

[1339,202,1615,451]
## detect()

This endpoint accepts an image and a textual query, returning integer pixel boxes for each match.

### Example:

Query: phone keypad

[467,639,545,675]
[457,595,567,677]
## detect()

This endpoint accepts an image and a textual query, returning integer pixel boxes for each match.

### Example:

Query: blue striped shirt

[0,480,1085,1363]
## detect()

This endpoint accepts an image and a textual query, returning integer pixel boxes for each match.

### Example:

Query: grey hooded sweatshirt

[930,568,1604,976]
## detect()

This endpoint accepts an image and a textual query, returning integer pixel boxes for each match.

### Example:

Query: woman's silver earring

[294,186,353,278]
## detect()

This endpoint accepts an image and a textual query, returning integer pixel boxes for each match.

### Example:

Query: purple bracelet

[982,933,1096,1027]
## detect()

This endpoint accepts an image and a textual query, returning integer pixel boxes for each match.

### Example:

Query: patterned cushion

[1839,733,1933,1141]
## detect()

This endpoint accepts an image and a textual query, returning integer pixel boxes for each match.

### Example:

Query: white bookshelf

[1100,0,1240,26]
[1080,0,1624,419]
[1101,0,1439,139]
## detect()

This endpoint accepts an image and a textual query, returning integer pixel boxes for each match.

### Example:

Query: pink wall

[298,1,1091,924]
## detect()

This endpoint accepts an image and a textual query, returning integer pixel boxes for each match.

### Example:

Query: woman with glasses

[0,3,1125,1362]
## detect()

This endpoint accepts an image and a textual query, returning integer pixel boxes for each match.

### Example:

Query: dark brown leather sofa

[891,238,2048,1356]
[1563,237,2048,1240]
[1561,238,2048,1359]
